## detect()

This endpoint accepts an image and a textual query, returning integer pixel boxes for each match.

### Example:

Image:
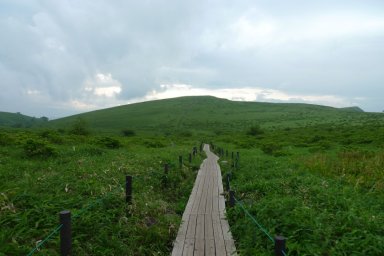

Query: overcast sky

[1,0,384,118]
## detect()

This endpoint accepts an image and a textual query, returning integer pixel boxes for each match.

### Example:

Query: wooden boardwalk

[172,145,237,256]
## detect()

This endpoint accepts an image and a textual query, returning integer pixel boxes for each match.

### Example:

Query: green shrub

[246,125,264,136]
[38,129,64,144]
[70,118,90,136]
[95,137,121,149]
[144,139,166,148]
[260,143,286,156]
[122,129,135,137]
[0,132,14,146]
[23,139,57,158]
[178,130,193,137]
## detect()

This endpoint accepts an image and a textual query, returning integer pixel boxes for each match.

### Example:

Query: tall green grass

[217,124,384,255]
[0,129,202,255]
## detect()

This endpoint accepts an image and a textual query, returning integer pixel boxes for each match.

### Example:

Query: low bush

[246,125,264,136]
[23,139,57,158]
[122,129,135,137]
[95,137,121,149]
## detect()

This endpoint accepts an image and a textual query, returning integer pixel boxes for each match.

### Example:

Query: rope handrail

[233,197,274,243]
[26,224,63,256]
[26,183,123,255]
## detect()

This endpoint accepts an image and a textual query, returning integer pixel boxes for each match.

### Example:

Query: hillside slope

[49,96,383,134]
[0,111,48,128]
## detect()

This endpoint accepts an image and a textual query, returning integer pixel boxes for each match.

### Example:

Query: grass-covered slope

[0,112,48,128]
[49,96,383,134]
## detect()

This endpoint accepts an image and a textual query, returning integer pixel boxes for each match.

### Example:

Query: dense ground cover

[0,129,202,255]
[217,123,384,255]
[1,96,384,255]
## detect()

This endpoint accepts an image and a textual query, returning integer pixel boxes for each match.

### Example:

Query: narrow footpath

[172,144,237,256]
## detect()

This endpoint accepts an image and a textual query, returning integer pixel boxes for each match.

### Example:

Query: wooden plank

[195,214,205,239]
[182,239,194,256]
[186,214,197,239]
[176,215,189,238]
[171,238,184,256]
[220,216,232,240]
[191,171,206,214]
[198,175,209,214]
[225,239,237,256]
[205,176,213,214]
[220,216,237,255]
[205,239,215,255]
[194,239,205,256]
[205,214,214,239]
[212,214,226,255]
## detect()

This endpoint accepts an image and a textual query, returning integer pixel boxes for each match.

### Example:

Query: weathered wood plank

[212,214,227,255]
[194,239,205,256]
[182,239,194,256]
[205,238,215,255]
[171,238,184,256]
[185,214,197,239]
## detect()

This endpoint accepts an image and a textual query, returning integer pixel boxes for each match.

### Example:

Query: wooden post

[164,163,169,175]
[225,173,230,191]
[179,156,183,168]
[236,151,239,160]
[274,236,286,256]
[60,210,71,256]
[229,190,235,207]
[193,146,197,156]
[126,175,132,204]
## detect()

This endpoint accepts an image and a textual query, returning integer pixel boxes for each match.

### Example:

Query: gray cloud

[1,0,384,117]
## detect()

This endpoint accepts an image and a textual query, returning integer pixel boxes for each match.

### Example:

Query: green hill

[49,96,383,134]
[0,111,48,128]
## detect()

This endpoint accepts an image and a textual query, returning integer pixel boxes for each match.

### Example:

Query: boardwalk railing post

[164,163,169,175]
[274,236,286,256]
[60,210,71,256]
[225,173,230,191]
[193,146,197,156]
[179,156,183,168]
[126,175,132,204]
[229,190,235,207]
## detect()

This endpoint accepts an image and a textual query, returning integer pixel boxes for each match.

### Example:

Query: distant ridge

[0,111,48,128]
[339,106,364,112]
[48,96,381,134]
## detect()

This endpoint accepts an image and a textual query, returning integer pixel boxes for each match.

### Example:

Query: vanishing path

[172,144,237,256]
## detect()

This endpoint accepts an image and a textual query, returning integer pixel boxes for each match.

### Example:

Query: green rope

[26,224,63,256]
[73,185,122,219]
[234,197,274,243]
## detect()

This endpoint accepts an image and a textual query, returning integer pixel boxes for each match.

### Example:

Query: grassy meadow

[0,128,202,255]
[217,123,384,255]
[1,96,383,255]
